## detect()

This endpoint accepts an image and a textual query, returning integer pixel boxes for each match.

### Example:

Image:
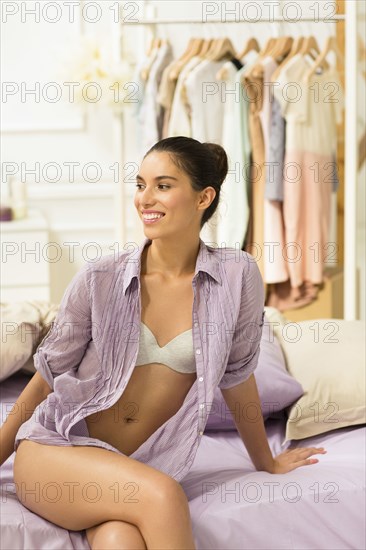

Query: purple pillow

[204,315,304,431]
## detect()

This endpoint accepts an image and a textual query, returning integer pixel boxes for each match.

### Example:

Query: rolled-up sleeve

[33,262,92,390]
[218,257,265,390]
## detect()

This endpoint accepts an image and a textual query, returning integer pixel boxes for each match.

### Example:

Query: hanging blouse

[273,54,345,288]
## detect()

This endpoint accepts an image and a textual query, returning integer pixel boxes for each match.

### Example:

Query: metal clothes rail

[121,15,346,24]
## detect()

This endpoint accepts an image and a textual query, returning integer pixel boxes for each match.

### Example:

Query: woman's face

[134,151,214,239]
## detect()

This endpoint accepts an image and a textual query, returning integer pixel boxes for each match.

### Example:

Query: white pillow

[0,301,58,381]
[271,316,366,440]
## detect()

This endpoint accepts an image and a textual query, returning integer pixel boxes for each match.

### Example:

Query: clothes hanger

[179,38,212,81]
[165,37,196,80]
[243,37,277,79]
[168,38,205,80]
[205,37,238,62]
[287,35,305,58]
[271,36,304,83]
[300,35,329,69]
[258,37,277,59]
[267,36,285,59]
[237,37,260,60]
[269,36,294,62]
[140,38,162,81]
[305,36,344,81]
[146,37,155,57]
[145,37,162,58]
[216,35,257,80]
[199,38,214,58]
[217,37,260,83]
[181,37,202,60]
[202,37,219,59]
[177,38,213,109]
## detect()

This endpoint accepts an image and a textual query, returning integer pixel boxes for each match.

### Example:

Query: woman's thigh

[13,439,181,532]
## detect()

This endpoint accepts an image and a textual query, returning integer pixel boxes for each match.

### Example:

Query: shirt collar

[122,236,222,295]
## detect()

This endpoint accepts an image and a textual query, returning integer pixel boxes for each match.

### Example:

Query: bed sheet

[1,372,365,550]
[181,423,365,549]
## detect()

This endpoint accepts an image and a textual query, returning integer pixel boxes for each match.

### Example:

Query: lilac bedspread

[1,372,365,550]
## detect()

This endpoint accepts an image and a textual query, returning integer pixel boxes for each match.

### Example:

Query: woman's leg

[13,440,195,549]
[86,520,146,550]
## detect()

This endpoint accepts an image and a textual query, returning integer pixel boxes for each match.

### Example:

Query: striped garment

[14,236,265,482]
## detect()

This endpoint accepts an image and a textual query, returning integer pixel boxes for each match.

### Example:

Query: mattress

[1,372,365,550]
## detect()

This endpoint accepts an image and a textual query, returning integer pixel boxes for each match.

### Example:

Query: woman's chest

[140,274,195,347]
[88,270,237,391]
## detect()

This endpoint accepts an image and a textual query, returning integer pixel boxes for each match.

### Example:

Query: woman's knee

[87,520,147,550]
[140,476,190,524]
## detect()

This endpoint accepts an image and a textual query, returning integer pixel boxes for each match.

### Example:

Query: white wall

[1,1,123,301]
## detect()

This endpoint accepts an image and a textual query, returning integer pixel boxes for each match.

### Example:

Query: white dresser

[0,209,51,302]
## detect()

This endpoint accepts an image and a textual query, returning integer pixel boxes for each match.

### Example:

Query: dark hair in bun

[144,136,228,229]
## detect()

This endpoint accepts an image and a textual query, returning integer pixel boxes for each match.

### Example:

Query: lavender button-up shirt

[24,237,265,482]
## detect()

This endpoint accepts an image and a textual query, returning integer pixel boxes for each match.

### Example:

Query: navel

[124,416,139,423]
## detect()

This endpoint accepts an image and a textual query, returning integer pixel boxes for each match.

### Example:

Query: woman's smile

[142,212,166,224]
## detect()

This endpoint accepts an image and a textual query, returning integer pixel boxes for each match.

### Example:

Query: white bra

[135,322,196,374]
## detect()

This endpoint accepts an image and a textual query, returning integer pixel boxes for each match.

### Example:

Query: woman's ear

[198,186,216,210]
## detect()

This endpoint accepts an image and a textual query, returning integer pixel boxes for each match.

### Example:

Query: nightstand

[0,209,51,301]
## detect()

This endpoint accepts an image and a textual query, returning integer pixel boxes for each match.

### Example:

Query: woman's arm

[0,261,93,468]
[219,257,327,473]
[0,372,52,467]
[221,374,327,474]
[221,374,275,472]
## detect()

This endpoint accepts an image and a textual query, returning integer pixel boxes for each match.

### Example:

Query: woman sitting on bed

[0,137,326,550]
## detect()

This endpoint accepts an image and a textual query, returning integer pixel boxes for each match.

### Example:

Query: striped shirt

[15,236,265,482]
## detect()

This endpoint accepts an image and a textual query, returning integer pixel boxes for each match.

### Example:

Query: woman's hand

[270,446,327,474]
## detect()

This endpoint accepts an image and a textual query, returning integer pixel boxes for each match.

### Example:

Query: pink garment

[267,56,344,307]
[263,198,290,284]
[258,58,289,284]
[265,279,319,312]
[283,151,333,287]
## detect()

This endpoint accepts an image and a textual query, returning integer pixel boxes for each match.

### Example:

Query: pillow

[0,301,59,382]
[205,310,304,431]
[272,318,366,441]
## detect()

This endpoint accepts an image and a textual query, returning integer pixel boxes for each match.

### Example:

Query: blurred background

[1,0,365,321]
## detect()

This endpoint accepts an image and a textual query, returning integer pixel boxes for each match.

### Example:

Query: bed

[1,304,365,549]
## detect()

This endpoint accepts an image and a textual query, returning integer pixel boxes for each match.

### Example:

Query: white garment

[184,59,226,143]
[183,59,226,246]
[139,43,173,155]
[167,57,202,138]
[216,60,252,249]
[206,53,258,249]
[132,58,148,149]
[273,54,344,156]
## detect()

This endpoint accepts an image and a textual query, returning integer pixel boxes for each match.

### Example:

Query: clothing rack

[121,16,346,24]
[112,5,359,320]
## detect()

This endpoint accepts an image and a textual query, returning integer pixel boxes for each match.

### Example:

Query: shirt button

[199,404,205,409]
[198,376,204,382]
[199,431,204,436]
[196,349,201,355]
[194,322,198,328]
